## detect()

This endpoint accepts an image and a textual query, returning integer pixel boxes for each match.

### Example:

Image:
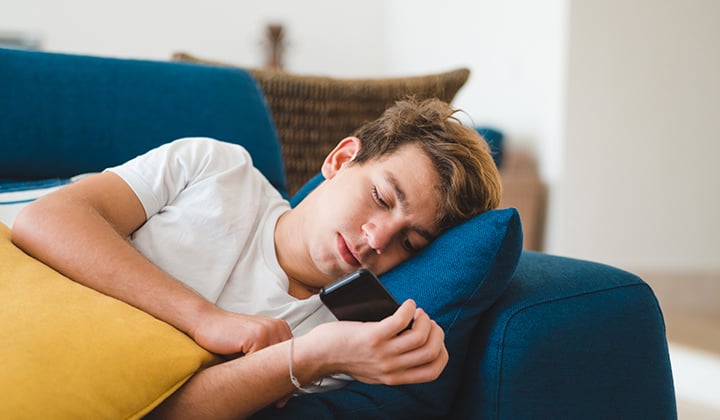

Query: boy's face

[293,137,442,288]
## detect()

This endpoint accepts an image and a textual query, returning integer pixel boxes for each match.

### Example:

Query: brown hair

[351,97,502,231]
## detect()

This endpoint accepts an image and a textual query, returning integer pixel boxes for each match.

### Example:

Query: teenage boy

[12,98,501,418]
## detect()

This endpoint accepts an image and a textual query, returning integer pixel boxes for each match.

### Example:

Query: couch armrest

[451,251,677,419]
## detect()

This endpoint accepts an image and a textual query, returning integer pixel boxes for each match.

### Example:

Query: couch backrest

[172,52,470,195]
[0,48,287,195]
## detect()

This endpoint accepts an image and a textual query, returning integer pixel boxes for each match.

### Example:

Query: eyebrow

[385,172,436,242]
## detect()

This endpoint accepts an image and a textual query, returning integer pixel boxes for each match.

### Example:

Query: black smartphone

[319,269,401,323]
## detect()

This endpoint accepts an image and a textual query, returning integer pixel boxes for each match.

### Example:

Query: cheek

[317,183,377,237]
[372,251,408,275]
[316,203,362,241]
[341,199,374,229]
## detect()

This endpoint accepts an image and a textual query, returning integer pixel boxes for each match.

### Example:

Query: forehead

[368,145,442,234]
[370,143,436,175]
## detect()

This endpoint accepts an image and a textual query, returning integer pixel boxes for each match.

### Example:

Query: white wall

[384,0,568,182]
[2,0,717,273]
[1,0,567,178]
[0,0,388,76]
[549,0,720,272]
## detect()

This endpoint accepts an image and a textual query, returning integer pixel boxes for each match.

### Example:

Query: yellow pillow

[0,223,217,419]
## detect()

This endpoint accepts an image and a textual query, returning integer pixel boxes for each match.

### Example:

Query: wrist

[184,297,223,340]
[288,337,325,392]
[290,334,329,385]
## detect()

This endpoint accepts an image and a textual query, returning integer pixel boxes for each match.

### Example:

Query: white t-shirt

[107,137,337,337]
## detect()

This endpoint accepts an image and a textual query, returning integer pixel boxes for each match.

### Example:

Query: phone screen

[319,269,400,322]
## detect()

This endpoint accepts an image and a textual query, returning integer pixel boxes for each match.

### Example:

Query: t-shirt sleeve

[106,137,253,218]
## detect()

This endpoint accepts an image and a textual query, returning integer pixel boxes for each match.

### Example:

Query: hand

[299,300,448,385]
[190,307,292,356]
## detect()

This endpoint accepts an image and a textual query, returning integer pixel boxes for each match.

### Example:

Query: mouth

[337,234,361,268]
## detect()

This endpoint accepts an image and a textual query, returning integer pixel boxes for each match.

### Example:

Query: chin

[309,255,341,283]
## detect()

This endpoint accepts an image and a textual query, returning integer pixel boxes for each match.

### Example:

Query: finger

[275,395,292,408]
[388,343,449,385]
[377,299,417,337]
[271,319,293,343]
[383,308,433,353]
[247,319,292,353]
[384,315,446,370]
[380,323,448,385]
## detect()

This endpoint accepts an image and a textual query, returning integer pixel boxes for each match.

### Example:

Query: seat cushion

[0,223,217,419]
[254,176,523,419]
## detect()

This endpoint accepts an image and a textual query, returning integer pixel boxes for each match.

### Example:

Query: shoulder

[166,137,251,158]
[159,137,255,173]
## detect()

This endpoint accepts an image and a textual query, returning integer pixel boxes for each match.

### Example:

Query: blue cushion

[0,178,72,193]
[0,47,287,196]
[475,126,505,169]
[453,252,677,419]
[256,175,523,419]
[0,178,74,227]
[289,173,325,208]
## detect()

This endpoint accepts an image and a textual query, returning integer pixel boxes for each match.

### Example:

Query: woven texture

[172,52,470,194]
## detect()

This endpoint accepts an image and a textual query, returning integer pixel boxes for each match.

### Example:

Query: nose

[362,217,401,254]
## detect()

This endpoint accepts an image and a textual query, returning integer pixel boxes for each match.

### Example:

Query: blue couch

[0,48,676,419]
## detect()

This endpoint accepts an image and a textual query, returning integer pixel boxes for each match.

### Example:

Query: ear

[321,137,361,179]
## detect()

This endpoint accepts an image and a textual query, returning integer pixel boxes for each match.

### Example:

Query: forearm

[149,304,448,419]
[149,336,323,420]
[12,191,214,337]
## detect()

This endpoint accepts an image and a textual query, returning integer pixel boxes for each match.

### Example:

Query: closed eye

[402,236,418,254]
[371,186,389,209]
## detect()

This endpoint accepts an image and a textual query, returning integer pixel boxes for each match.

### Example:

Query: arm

[149,300,448,419]
[13,172,448,418]
[11,172,291,355]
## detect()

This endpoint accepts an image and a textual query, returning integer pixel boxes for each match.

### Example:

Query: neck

[286,277,318,299]
[274,210,318,299]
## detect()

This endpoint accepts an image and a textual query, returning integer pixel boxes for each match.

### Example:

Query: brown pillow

[172,52,470,195]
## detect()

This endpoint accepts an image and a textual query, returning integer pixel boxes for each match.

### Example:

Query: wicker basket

[172,52,470,195]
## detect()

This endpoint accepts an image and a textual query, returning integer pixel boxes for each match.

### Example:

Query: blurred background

[2,0,718,417]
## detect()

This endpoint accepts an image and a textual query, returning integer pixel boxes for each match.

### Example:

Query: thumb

[378,299,416,336]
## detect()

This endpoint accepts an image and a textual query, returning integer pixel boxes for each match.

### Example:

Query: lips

[337,234,361,268]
